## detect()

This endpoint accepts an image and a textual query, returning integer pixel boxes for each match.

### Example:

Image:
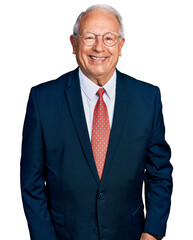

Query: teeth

[90,56,105,60]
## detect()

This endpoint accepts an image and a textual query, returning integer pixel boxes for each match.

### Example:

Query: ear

[70,34,77,54]
[119,38,125,57]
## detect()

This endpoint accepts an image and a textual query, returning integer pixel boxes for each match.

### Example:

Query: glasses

[75,32,121,47]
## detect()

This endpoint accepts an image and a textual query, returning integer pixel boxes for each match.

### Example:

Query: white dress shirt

[79,68,116,140]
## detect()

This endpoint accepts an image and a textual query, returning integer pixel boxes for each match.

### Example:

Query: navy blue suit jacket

[20,68,173,240]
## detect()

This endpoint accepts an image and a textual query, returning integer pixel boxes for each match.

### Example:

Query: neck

[80,68,115,86]
[92,77,107,87]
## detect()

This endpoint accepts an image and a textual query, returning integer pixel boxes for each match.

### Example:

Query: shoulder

[31,68,78,95]
[117,69,158,91]
[116,69,160,97]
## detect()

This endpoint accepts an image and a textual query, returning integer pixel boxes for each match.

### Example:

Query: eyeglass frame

[74,31,122,47]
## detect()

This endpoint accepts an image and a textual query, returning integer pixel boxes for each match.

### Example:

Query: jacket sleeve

[144,87,173,236]
[20,87,58,240]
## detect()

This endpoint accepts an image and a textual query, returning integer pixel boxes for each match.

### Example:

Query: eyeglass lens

[81,32,119,47]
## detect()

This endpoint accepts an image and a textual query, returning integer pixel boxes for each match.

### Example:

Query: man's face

[70,9,125,85]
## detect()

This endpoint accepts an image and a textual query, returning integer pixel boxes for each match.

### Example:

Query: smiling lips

[89,56,107,62]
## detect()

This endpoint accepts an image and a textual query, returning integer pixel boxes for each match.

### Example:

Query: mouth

[89,56,107,63]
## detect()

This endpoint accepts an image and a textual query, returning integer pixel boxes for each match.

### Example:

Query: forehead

[78,9,120,34]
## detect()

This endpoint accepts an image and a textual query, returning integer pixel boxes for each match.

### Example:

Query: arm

[20,88,58,240]
[143,87,173,237]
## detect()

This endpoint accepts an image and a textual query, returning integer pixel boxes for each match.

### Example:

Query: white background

[1,0,192,239]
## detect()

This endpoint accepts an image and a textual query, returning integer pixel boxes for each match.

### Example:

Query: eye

[83,33,95,40]
[104,33,116,43]
[105,37,113,41]
[86,36,94,40]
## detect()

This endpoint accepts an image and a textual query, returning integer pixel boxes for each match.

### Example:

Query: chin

[89,66,108,77]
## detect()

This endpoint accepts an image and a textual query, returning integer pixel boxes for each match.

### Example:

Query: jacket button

[94,227,99,234]
[99,192,105,200]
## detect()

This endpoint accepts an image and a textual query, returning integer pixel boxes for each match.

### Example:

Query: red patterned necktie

[91,88,110,179]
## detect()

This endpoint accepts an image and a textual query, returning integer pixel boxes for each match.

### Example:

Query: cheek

[117,45,122,56]
[108,49,121,63]
[109,45,121,56]
[76,47,90,60]
[75,49,90,68]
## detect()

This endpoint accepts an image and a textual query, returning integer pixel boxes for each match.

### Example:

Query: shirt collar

[79,68,116,101]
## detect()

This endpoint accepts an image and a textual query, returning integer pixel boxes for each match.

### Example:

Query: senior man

[20,4,173,240]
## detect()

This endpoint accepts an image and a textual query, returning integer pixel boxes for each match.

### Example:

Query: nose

[92,35,105,52]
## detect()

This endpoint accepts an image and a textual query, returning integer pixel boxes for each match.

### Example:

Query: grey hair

[73,4,124,38]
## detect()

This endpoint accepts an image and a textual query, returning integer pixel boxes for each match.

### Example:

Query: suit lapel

[100,70,133,184]
[64,69,100,186]
[64,68,134,186]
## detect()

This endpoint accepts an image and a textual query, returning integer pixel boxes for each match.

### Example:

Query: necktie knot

[97,88,105,98]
